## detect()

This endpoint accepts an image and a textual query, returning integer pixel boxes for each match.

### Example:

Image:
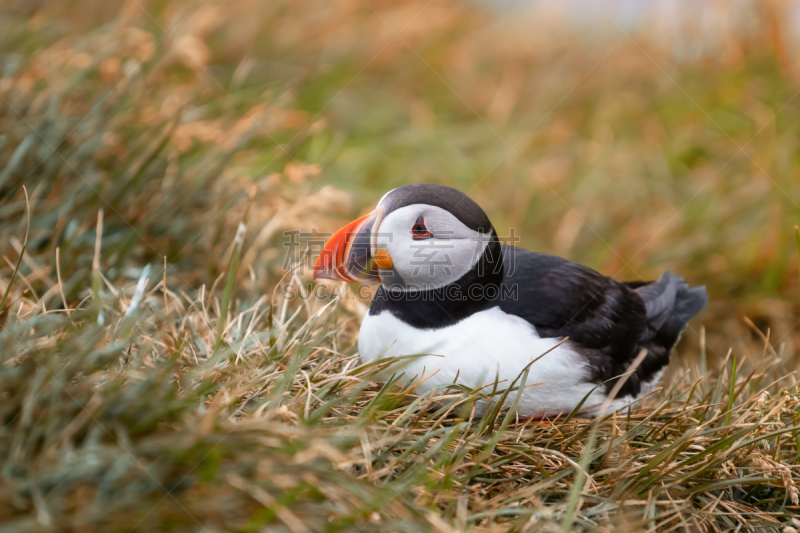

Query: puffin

[314,184,707,417]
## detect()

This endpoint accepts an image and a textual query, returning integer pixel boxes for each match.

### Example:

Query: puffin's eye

[411,216,432,239]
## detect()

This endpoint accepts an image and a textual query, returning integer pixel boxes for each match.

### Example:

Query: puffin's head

[314,184,496,291]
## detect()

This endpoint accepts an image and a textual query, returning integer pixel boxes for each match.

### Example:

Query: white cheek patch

[376,205,492,291]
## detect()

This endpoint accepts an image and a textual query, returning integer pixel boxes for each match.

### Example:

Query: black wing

[498,245,645,352]
[496,245,706,397]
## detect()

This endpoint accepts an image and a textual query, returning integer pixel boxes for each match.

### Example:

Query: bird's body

[315,184,707,417]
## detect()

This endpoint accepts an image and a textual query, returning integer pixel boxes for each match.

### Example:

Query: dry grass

[3,240,800,532]
[2,1,800,531]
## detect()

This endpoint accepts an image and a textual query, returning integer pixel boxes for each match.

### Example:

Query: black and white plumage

[314,184,708,416]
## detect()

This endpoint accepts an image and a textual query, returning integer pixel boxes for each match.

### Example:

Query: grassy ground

[2,1,800,531]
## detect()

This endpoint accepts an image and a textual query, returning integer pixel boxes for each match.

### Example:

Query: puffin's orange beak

[314,206,389,285]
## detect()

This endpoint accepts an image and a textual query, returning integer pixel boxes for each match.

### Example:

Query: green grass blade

[213,222,245,356]
[562,384,602,424]
[561,422,598,532]
[726,355,736,427]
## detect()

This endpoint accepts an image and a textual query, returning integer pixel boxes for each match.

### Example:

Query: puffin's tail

[633,271,708,349]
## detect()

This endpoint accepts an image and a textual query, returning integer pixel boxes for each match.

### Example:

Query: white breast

[358,306,609,417]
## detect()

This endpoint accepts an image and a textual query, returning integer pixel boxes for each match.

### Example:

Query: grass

[2,0,800,531]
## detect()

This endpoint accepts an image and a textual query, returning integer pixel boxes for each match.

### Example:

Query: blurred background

[1,0,800,372]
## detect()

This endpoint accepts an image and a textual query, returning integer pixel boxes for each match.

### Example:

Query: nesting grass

[3,236,800,532]
[2,1,800,531]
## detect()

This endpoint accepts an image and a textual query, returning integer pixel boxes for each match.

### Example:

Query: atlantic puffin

[314,184,707,417]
